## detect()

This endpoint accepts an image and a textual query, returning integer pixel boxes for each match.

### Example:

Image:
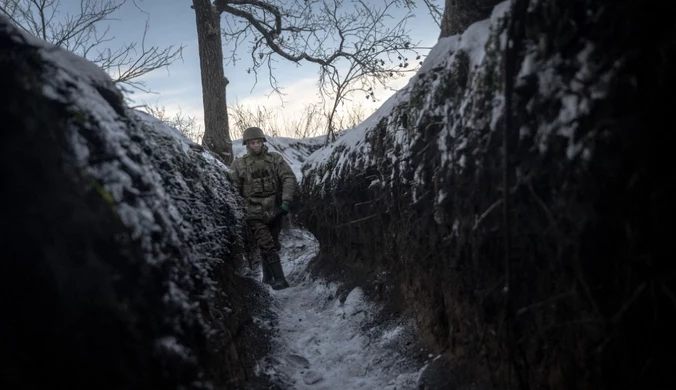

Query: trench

[242,225,439,390]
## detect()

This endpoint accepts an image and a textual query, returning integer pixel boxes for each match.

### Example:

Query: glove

[279,201,291,215]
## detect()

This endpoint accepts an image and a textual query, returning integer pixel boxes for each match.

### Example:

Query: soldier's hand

[279,201,291,215]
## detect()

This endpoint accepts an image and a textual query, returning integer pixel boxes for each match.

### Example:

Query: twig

[527,180,559,234]
[473,199,503,231]
[661,283,676,311]
[335,214,377,228]
[611,282,646,324]
[516,290,575,316]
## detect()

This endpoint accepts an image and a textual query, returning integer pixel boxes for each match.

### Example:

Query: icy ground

[231,125,433,389]
[245,226,431,389]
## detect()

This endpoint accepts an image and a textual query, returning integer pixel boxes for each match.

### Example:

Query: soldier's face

[247,139,263,154]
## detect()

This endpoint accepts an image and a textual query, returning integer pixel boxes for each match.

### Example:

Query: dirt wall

[300,1,676,388]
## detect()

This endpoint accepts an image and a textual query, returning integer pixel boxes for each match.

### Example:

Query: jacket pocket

[251,178,264,194]
[246,195,277,223]
[244,201,262,219]
[263,175,278,193]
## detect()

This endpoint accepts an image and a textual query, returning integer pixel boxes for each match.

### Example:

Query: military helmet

[242,126,267,145]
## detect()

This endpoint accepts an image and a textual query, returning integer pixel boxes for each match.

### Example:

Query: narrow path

[250,226,428,389]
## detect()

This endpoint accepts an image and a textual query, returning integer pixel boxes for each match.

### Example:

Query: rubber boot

[266,253,289,290]
[261,260,274,284]
[269,262,289,290]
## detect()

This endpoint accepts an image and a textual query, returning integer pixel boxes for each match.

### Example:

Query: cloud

[232,77,320,111]
[231,72,414,120]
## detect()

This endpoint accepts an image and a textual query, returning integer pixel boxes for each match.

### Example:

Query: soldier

[229,127,297,290]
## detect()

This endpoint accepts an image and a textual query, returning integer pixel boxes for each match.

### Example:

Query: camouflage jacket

[229,145,297,222]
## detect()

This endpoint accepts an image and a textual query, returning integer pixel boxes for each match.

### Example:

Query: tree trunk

[439,0,502,38]
[192,0,232,164]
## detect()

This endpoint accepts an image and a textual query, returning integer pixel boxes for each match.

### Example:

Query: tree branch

[3,0,184,94]
[217,1,334,66]
[213,0,431,139]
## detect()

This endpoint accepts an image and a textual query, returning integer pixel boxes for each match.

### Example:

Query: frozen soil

[240,225,447,390]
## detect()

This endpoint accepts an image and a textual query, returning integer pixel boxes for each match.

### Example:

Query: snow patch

[247,227,423,389]
[304,1,512,192]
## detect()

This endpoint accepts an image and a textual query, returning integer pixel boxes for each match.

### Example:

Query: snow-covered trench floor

[246,226,433,389]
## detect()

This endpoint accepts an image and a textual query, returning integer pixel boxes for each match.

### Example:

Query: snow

[201,122,434,388]
[418,35,458,75]
[249,227,430,389]
[6,14,247,384]
[6,0,625,385]
[526,40,619,159]
[7,19,117,95]
[134,110,193,152]
[155,336,196,363]
[304,1,512,189]
[230,135,433,389]
[417,0,511,75]
[302,0,620,218]
[5,12,442,389]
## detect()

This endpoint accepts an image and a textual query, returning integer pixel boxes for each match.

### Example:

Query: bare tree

[332,103,366,133]
[211,0,437,143]
[0,0,184,93]
[314,1,419,142]
[139,104,204,143]
[288,102,326,138]
[192,0,233,164]
[228,100,275,139]
[419,0,443,27]
[228,99,365,139]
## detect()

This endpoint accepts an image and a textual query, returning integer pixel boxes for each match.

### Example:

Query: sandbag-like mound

[300,1,675,388]
[0,16,272,390]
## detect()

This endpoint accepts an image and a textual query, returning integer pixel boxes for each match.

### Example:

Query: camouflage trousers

[246,218,282,258]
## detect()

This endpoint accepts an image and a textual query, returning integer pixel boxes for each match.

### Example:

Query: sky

[61,0,443,137]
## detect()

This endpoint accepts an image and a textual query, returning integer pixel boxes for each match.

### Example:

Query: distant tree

[333,103,366,134]
[215,0,434,143]
[140,104,203,143]
[191,0,441,147]
[228,100,341,139]
[0,0,184,93]
[288,102,327,139]
[228,101,275,140]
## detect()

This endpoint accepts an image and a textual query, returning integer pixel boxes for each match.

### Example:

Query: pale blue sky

[70,0,442,133]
